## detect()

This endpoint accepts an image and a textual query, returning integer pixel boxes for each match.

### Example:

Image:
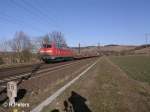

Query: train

[39,42,74,63]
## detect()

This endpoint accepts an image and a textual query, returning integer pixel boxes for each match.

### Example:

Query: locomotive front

[39,43,55,62]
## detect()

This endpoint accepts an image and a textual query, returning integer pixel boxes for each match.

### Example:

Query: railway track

[0,60,82,82]
[0,57,98,112]
[0,60,82,84]
[0,59,87,105]
[0,56,98,82]
[0,62,43,72]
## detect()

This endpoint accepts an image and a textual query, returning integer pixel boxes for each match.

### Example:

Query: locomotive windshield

[43,44,51,48]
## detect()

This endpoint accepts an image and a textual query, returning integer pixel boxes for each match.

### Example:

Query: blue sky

[0,0,150,46]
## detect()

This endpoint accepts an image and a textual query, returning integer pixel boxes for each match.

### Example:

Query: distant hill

[104,44,120,47]
[71,45,137,56]
[100,45,136,52]
[131,44,150,54]
[133,44,150,50]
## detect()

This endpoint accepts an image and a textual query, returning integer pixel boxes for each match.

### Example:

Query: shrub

[0,57,4,64]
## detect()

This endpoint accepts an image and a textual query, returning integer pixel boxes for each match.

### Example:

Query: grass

[109,55,150,84]
[42,58,123,112]
[42,57,150,112]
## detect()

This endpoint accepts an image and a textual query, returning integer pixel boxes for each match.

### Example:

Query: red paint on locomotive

[39,42,74,61]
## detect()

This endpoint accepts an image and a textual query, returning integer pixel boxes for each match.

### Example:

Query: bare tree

[0,40,10,52]
[49,31,67,47]
[9,31,32,63]
[10,31,32,52]
[42,34,50,45]
[30,37,44,60]
[0,40,12,64]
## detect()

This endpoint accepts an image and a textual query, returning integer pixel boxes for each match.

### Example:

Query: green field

[109,55,150,84]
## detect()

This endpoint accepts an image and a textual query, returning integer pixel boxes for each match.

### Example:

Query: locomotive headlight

[40,50,45,53]
[47,50,52,53]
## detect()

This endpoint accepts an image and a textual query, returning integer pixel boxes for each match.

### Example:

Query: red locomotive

[39,42,74,62]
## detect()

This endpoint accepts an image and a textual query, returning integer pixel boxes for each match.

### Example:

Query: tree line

[0,31,66,64]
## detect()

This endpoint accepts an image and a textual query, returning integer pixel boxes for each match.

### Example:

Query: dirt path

[44,56,150,112]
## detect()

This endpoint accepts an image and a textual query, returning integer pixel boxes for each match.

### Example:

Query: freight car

[39,42,74,63]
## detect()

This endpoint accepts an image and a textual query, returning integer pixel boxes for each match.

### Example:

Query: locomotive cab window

[43,44,52,48]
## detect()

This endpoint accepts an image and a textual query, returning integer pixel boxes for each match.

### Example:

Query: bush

[20,50,32,62]
[0,57,4,64]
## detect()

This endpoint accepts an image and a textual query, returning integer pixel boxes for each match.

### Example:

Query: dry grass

[43,57,150,112]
